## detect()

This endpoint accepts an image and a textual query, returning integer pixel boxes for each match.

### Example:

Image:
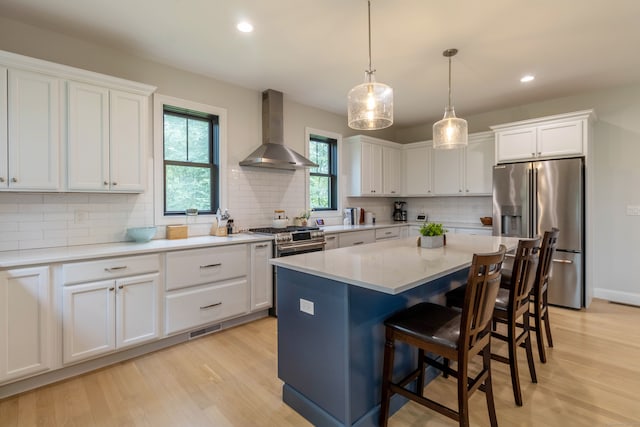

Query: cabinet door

[109,90,147,192]
[496,127,536,162]
[537,120,583,158]
[382,146,401,195]
[67,81,110,191]
[250,242,273,311]
[116,273,159,349]
[360,142,383,195]
[324,234,339,250]
[0,67,7,188]
[432,147,463,195]
[63,280,115,364]
[404,144,432,196]
[465,138,494,194]
[7,69,61,190]
[0,267,51,383]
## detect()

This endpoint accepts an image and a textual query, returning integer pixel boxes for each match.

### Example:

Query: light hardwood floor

[1,298,639,426]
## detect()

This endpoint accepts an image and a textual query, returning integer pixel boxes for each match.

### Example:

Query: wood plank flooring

[1,298,639,426]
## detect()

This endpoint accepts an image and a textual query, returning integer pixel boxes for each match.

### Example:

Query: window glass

[309,135,337,211]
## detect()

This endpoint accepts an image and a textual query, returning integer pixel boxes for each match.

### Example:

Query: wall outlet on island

[300,298,314,315]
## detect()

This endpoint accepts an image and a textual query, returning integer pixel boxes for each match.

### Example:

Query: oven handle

[277,241,326,254]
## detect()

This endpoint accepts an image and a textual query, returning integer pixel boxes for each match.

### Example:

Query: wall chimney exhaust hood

[239,89,318,170]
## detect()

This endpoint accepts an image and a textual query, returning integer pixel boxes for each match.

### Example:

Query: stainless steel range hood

[239,89,318,170]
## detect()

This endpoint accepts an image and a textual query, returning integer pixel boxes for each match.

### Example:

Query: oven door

[276,241,326,257]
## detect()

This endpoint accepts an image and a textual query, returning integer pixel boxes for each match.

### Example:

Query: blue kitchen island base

[276,266,469,427]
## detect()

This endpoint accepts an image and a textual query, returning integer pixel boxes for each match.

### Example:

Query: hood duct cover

[239,89,318,170]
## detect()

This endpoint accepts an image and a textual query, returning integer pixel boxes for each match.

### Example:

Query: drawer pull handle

[105,266,127,272]
[326,236,336,240]
[255,244,269,248]
[200,263,222,269]
[353,241,364,245]
[385,231,392,235]
[200,302,222,310]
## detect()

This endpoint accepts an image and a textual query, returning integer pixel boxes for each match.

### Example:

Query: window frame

[154,94,227,226]
[162,108,219,216]
[305,127,342,218]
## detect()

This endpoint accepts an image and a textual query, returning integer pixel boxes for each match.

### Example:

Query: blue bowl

[126,226,157,242]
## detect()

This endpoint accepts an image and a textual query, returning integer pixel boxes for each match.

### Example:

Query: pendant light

[347,0,393,130]
[433,48,468,149]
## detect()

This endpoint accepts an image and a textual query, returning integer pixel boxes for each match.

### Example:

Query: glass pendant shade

[348,73,393,130]
[433,106,468,149]
[433,48,467,149]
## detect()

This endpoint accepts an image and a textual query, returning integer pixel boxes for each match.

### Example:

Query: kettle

[273,210,288,228]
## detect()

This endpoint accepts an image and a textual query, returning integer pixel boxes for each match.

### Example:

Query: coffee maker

[393,201,407,222]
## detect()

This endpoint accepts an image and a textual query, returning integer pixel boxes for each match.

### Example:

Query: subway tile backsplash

[0,166,492,251]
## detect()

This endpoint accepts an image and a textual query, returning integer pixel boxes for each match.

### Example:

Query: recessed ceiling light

[237,21,253,33]
[520,74,535,83]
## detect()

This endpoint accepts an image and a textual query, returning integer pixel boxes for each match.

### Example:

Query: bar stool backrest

[509,238,541,313]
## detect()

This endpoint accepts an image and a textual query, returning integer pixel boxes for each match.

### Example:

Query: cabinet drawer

[375,227,401,240]
[165,279,248,335]
[338,230,375,247]
[62,254,160,285]
[165,244,247,291]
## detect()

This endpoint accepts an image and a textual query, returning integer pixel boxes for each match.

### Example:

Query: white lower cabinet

[324,234,339,250]
[375,226,402,241]
[62,255,160,364]
[0,266,52,383]
[250,242,272,312]
[164,244,249,335]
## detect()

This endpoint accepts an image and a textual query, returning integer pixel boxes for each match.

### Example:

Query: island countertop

[271,233,519,295]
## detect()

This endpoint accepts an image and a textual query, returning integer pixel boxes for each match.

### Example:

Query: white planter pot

[421,235,444,248]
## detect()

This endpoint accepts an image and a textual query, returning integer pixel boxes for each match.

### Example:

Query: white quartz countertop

[0,233,273,269]
[270,234,519,295]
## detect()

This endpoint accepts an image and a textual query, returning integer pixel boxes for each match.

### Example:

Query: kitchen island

[271,234,519,427]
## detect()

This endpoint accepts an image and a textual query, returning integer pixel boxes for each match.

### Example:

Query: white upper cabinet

[432,146,463,195]
[404,142,433,196]
[67,81,110,190]
[382,146,402,195]
[109,90,148,192]
[0,49,156,193]
[493,110,594,163]
[7,69,61,190]
[464,132,494,195]
[68,85,148,192]
[345,135,401,196]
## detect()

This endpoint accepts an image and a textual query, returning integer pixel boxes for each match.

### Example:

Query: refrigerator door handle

[552,258,574,264]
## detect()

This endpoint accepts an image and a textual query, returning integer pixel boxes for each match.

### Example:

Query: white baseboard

[593,288,640,307]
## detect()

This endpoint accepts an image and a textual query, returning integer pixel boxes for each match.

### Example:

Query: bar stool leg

[534,300,547,363]
[507,318,523,406]
[483,346,499,427]
[524,312,538,383]
[457,356,470,427]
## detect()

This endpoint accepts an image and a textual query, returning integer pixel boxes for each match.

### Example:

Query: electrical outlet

[626,205,640,216]
[299,298,314,315]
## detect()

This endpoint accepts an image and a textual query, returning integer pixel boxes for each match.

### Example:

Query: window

[309,134,338,211]
[153,94,228,225]
[162,107,219,215]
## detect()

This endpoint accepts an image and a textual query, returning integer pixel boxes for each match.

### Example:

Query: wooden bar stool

[446,238,540,406]
[379,245,506,427]
[529,228,559,363]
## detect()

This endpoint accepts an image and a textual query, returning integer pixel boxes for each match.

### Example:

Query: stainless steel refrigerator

[492,157,584,308]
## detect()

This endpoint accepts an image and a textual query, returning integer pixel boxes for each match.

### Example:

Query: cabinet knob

[459,189,462,192]
[531,152,535,156]
[109,287,115,291]
[104,181,109,186]
[11,177,17,183]
[112,182,117,186]
[537,152,541,156]
[0,177,4,183]
[118,285,124,290]
[466,189,469,192]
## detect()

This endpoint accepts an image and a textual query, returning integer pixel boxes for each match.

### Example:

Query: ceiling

[2,0,640,127]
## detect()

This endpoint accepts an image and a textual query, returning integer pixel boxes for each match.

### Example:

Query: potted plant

[419,222,446,248]
[294,210,311,227]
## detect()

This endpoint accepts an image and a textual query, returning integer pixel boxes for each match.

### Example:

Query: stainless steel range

[248,226,326,315]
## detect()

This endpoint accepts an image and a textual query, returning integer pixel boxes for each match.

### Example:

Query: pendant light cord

[367,0,374,75]
[448,55,452,108]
